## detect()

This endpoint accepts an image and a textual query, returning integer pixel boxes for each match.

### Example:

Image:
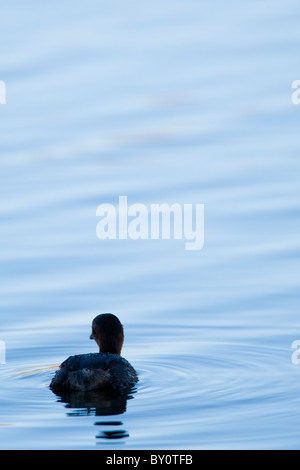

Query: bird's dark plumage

[50,352,138,395]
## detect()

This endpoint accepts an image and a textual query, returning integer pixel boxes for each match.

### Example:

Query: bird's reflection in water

[55,386,137,441]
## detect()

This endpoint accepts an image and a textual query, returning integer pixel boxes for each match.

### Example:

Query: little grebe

[50,314,138,394]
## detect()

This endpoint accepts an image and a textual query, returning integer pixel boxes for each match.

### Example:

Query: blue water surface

[0,0,300,449]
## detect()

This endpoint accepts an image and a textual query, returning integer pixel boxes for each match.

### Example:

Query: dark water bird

[50,314,138,395]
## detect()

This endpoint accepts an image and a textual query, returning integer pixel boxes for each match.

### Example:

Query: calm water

[1,0,300,450]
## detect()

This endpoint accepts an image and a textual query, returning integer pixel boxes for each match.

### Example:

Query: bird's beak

[90,334,94,340]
